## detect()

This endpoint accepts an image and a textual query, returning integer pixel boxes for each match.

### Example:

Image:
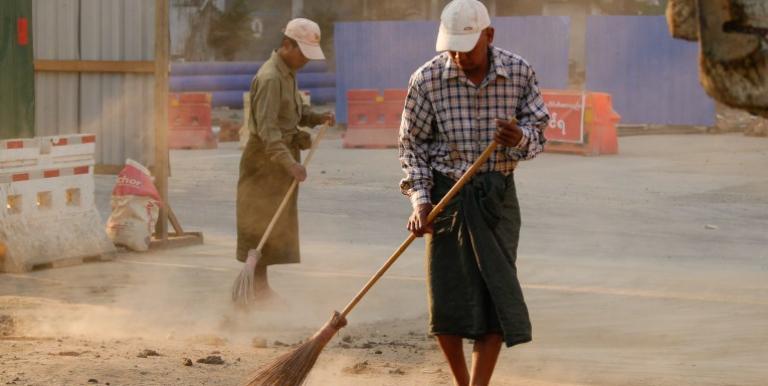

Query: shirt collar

[271,50,293,76]
[442,46,509,82]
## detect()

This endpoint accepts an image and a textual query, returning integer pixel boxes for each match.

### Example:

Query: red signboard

[17,17,29,46]
[542,91,585,144]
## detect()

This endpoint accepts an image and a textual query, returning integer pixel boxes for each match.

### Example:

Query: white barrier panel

[41,134,97,167]
[0,134,115,273]
[0,138,40,170]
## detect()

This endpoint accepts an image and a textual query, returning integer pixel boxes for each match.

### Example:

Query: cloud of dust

[7,261,344,346]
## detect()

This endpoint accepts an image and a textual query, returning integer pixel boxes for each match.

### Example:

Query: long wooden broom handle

[340,140,499,318]
[255,124,329,253]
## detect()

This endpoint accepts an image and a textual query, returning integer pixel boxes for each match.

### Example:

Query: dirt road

[2,134,767,385]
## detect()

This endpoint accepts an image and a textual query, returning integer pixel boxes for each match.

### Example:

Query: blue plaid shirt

[398,46,550,208]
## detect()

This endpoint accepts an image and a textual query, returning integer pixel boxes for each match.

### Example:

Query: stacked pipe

[170,62,336,108]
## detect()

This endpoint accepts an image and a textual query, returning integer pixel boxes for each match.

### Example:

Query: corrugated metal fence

[32,0,155,168]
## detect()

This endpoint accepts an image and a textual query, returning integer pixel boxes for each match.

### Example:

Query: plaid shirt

[398,46,550,208]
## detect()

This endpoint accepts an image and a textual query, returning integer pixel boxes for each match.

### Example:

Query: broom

[243,140,500,386]
[232,123,330,306]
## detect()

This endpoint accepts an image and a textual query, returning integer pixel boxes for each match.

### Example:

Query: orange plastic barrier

[343,89,406,149]
[542,90,620,156]
[168,92,217,150]
[342,88,619,154]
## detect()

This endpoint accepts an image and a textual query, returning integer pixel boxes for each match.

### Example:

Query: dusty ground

[2,133,767,386]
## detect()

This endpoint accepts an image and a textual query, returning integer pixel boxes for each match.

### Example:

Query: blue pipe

[171,61,329,76]
[170,73,336,92]
[212,87,337,108]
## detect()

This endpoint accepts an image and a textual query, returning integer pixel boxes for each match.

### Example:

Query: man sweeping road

[237,18,334,301]
[398,0,550,385]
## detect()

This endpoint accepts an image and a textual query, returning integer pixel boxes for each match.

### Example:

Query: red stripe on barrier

[82,135,96,143]
[44,170,60,178]
[53,138,69,146]
[6,140,24,149]
[12,173,29,182]
[74,166,89,175]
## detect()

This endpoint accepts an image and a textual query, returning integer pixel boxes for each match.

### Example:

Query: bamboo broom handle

[340,140,499,318]
[255,124,329,253]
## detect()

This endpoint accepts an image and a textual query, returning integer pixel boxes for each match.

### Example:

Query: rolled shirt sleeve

[507,66,550,160]
[299,103,326,127]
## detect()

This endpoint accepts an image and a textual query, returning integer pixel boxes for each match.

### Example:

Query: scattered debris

[182,358,193,367]
[342,335,353,343]
[0,315,15,336]
[357,342,374,349]
[87,379,98,384]
[342,360,370,374]
[251,337,268,348]
[58,351,81,357]
[374,350,383,355]
[196,355,225,365]
[273,340,289,347]
[389,367,406,375]
[137,349,160,358]
[745,119,768,137]
[339,343,351,349]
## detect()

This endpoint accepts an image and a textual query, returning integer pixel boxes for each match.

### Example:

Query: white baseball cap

[435,0,491,52]
[284,18,325,60]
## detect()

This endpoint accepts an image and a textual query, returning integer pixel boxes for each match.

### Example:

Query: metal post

[292,0,304,17]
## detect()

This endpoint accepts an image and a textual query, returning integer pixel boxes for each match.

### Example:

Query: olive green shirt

[250,51,324,169]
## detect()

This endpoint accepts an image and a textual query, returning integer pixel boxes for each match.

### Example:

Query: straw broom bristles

[232,250,261,306]
[243,311,348,386]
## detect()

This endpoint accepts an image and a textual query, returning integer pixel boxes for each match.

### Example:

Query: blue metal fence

[334,17,571,124]
[586,16,714,125]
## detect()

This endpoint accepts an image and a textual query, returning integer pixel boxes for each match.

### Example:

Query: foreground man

[398,1,550,385]
[237,18,334,300]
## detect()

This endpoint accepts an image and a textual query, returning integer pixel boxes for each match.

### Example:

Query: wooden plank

[154,0,170,241]
[149,232,204,250]
[167,206,185,236]
[34,60,154,73]
[29,253,115,272]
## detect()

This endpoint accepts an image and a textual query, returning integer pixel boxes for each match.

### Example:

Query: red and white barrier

[0,134,115,273]
[542,90,621,156]
[0,138,40,169]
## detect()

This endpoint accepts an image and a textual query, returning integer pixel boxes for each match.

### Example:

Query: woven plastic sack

[106,159,161,251]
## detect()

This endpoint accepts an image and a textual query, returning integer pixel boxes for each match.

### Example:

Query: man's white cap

[436,0,491,52]
[284,18,325,60]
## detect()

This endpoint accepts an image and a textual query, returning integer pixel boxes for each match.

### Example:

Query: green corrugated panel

[0,0,34,139]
